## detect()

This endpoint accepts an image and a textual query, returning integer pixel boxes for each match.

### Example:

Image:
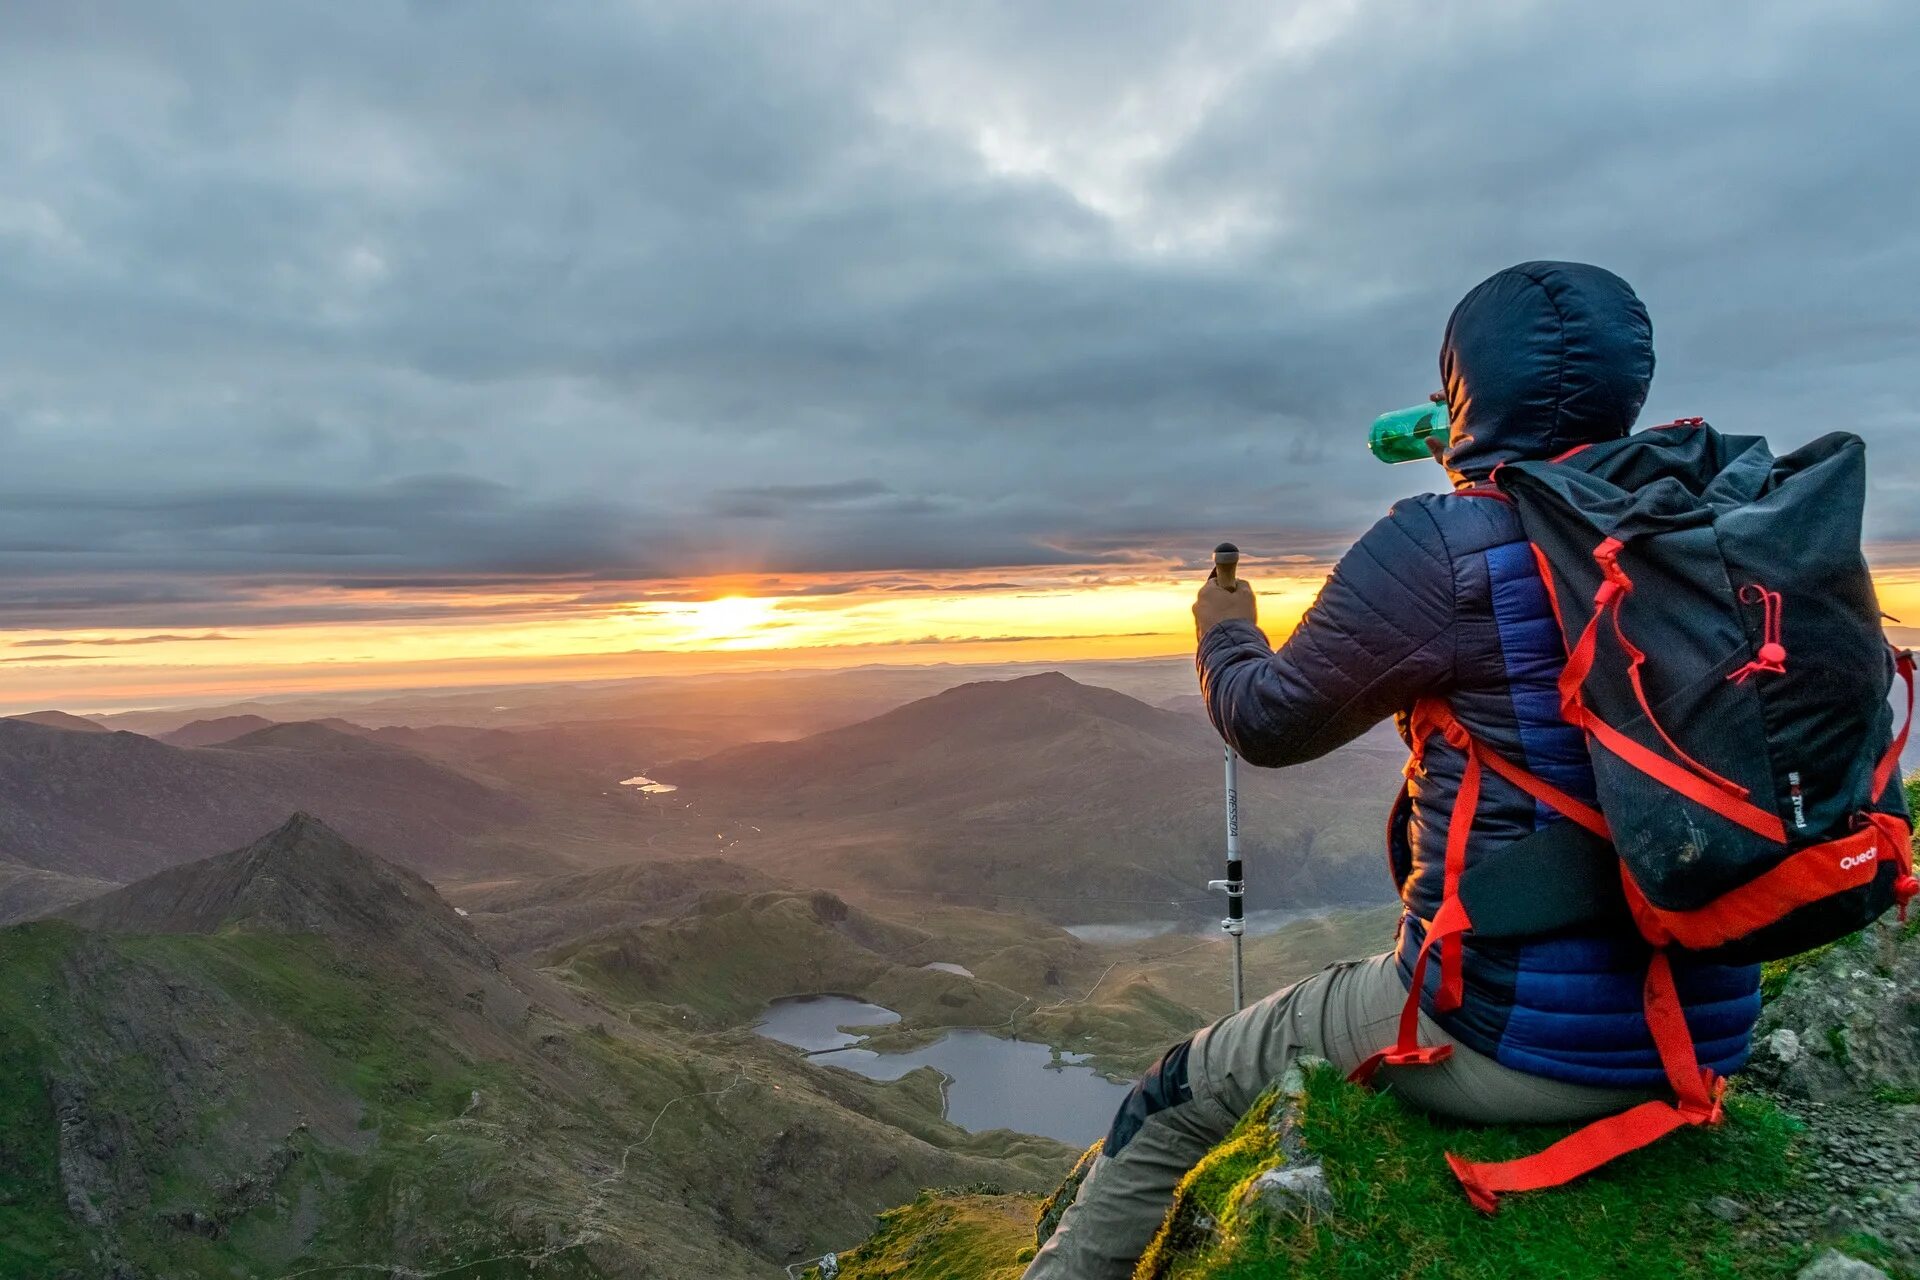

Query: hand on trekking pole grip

[1194,542,1257,640]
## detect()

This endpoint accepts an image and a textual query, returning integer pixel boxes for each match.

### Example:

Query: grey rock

[1276,1054,1330,1098]
[1240,1163,1335,1221]
[1265,1103,1310,1165]
[1795,1248,1891,1280]
[1706,1195,1749,1223]
[1750,919,1920,1102]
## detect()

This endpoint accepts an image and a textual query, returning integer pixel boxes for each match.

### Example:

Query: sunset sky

[2,3,1919,712]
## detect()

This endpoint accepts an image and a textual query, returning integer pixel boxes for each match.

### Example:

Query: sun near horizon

[5,556,1919,716]
[0,559,1333,712]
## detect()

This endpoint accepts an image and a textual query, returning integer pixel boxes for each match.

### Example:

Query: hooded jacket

[1199,262,1761,1087]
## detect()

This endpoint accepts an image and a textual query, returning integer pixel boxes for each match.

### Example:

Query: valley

[0,661,1410,1278]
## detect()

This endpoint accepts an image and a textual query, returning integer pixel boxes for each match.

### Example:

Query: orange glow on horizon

[2,558,1917,715]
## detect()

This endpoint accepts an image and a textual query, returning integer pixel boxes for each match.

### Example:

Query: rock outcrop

[1750,914,1920,1105]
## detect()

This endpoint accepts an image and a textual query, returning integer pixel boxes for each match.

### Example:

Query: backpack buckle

[1383,1043,1453,1069]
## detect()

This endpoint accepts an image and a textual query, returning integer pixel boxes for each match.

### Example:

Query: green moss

[848,1063,1826,1280]
[1140,1063,1812,1280]
[817,1191,1042,1280]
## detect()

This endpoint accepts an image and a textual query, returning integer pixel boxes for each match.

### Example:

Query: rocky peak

[61,812,495,971]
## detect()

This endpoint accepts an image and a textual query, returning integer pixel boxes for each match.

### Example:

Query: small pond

[752,995,900,1051]
[921,961,975,977]
[753,995,1130,1146]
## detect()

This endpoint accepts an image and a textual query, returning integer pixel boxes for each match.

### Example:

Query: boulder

[1750,917,1920,1102]
[1239,1164,1334,1221]
[1794,1248,1891,1280]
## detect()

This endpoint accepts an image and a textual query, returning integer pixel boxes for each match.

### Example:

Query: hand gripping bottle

[1368,396,1450,464]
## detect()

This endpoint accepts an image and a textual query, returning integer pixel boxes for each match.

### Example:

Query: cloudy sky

[2,1,1918,708]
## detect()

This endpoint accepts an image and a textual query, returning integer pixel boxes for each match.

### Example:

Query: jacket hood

[1440,261,1654,483]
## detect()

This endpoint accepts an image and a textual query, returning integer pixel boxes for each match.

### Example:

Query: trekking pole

[1206,542,1246,1012]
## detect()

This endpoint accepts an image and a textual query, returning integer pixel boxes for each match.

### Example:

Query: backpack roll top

[1496,421,1915,965]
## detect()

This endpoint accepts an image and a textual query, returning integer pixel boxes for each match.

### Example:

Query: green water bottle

[1368,397,1450,464]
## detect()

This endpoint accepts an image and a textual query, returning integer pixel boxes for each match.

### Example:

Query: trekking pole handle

[1213,542,1240,592]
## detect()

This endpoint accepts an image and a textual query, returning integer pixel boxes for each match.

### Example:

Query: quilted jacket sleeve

[1198,499,1456,767]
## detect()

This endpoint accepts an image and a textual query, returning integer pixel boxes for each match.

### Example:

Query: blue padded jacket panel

[1484,540,1597,827]
[1492,935,1761,1087]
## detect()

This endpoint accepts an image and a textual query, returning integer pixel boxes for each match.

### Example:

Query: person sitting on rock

[1025,261,1764,1280]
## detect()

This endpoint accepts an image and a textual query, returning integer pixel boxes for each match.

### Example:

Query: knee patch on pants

[1104,1037,1195,1157]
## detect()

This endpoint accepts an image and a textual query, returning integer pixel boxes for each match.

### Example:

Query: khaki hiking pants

[1023,953,1654,1280]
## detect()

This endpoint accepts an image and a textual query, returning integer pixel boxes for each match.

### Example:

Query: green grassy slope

[0,915,1067,1279]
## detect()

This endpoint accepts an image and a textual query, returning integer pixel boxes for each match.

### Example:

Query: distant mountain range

[0,717,537,887]
[82,657,1199,737]
[0,669,1409,927]
[5,710,109,733]
[661,671,1407,921]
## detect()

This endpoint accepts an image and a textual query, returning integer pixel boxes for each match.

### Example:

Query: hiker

[1027,260,1864,1280]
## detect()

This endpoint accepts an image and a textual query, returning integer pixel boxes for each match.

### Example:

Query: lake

[753,995,1131,1146]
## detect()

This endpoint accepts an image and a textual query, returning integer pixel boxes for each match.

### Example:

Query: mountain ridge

[0,716,541,882]
[661,672,1404,921]
[61,812,495,970]
[5,710,110,734]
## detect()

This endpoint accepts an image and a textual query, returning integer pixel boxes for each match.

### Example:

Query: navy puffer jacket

[1199,262,1761,1088]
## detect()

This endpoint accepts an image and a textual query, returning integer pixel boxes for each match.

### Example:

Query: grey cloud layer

[1,0,1917,627]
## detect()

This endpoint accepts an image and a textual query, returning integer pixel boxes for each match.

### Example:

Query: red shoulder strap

[1350,702,1609,1087]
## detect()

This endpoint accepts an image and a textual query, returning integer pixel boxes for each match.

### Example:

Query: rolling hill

[4,710,109,733]
[0,717,540,883]
[0,864,118,927]
[157,714,280,747]
[449,857,789,954]
[658,672,1407,922]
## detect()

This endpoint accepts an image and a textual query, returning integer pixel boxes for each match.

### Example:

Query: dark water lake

[753,995,1131,1146]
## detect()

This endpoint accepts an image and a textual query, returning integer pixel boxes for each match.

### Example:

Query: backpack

[1351,420,1915,1211]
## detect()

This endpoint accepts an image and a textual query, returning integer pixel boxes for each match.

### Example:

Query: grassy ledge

[822,1062,1904,1280]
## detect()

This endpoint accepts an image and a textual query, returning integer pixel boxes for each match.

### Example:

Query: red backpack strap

[1555,538,1787,843]
[1444,951,1724,1212]
[1872,648,1914,802]
[1877,649,1918,917]
[1350,702,1611,1088]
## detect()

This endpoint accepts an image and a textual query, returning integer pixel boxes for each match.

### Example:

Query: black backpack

[1359,420,1915,1211]
[1501,419,1914,959]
